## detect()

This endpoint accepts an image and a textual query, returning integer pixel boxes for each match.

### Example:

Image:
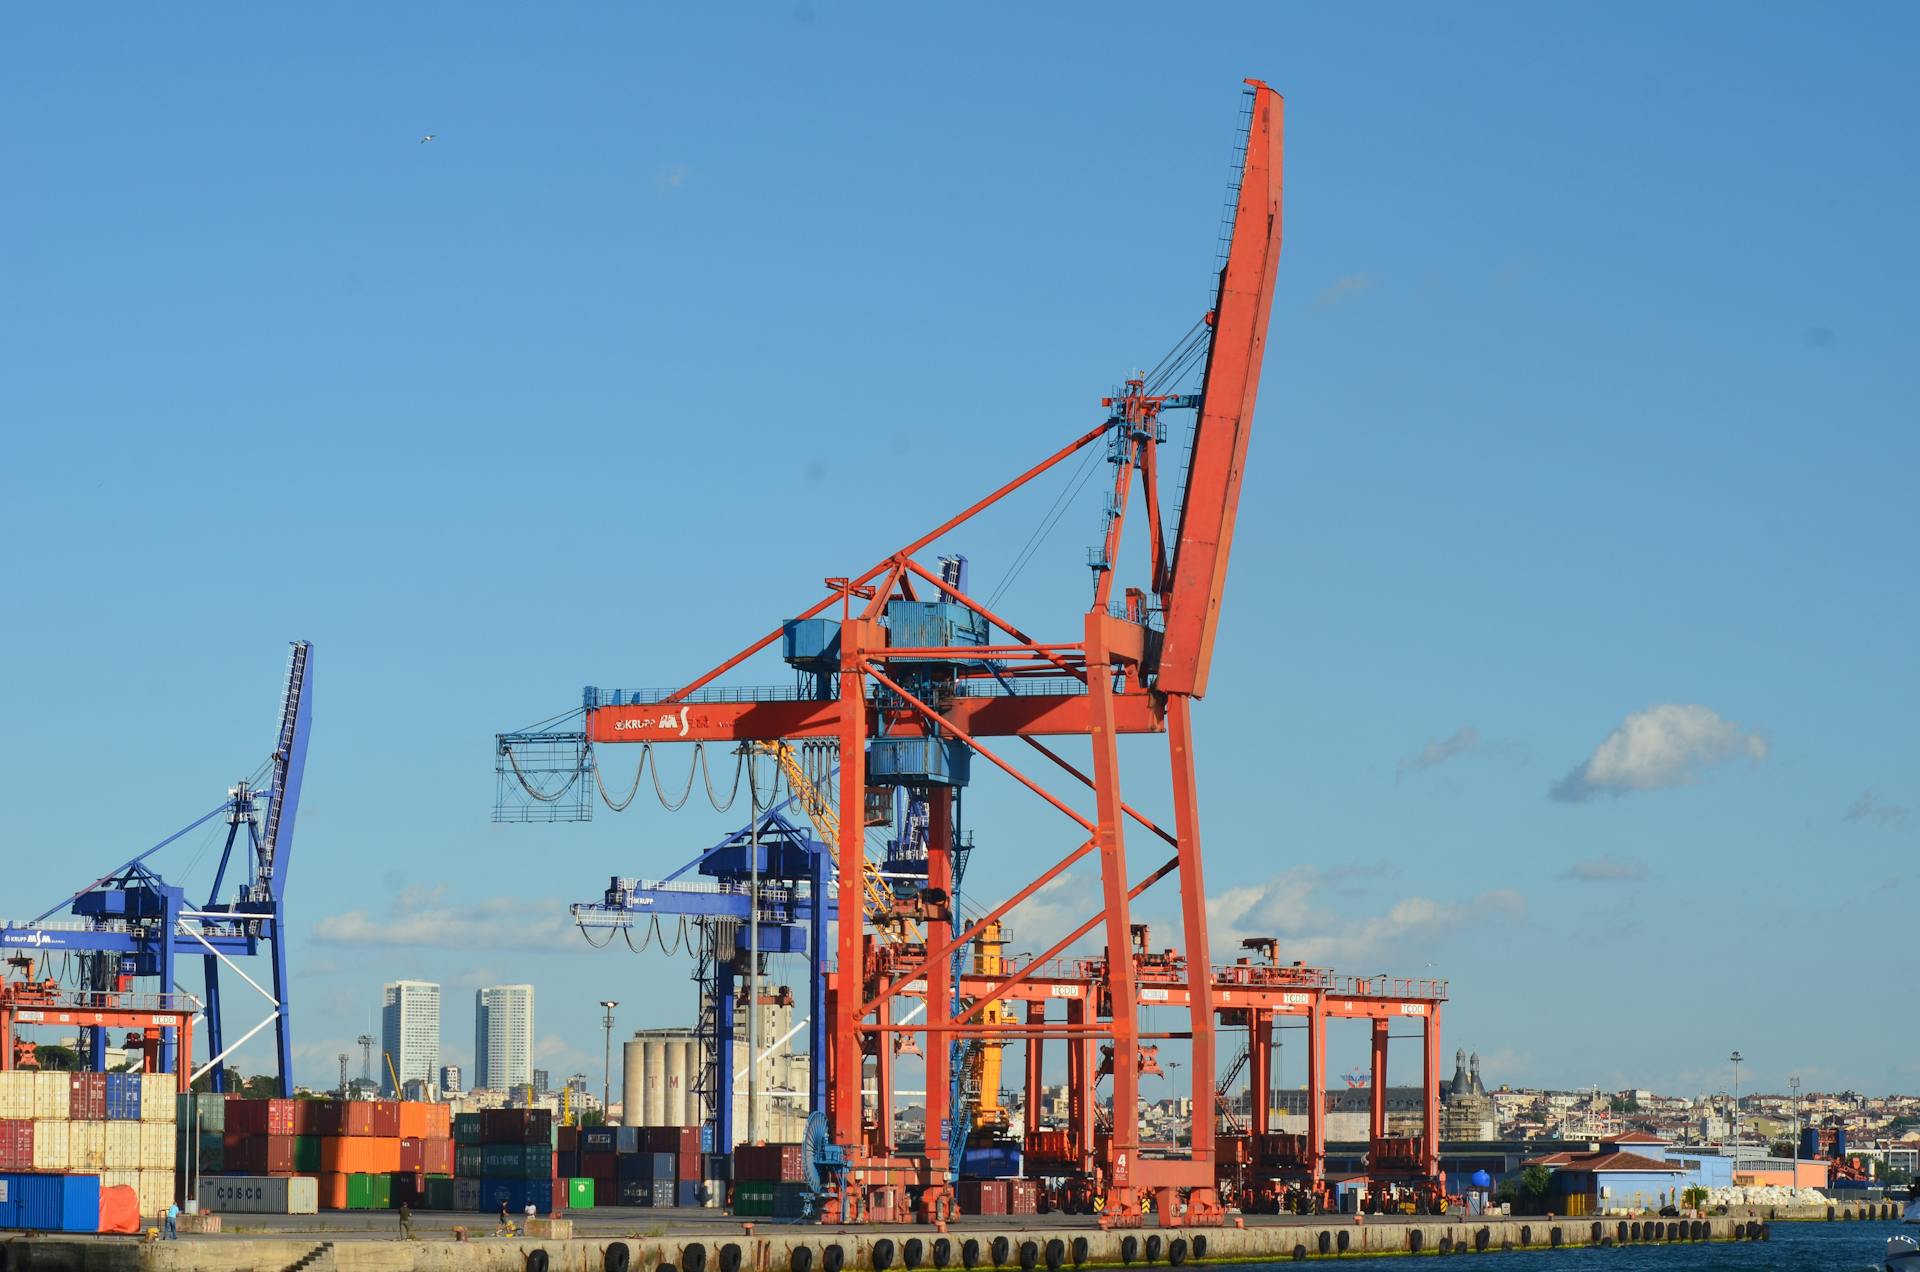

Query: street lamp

[599,1001,619,1124]
[1729,1051,1743,1167]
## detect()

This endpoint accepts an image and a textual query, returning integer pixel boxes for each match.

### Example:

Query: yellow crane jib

[755,741,919,944]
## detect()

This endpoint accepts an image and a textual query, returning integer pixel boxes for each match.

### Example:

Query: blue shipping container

[555,1151,579,1179]
[676,1179,700,1207]
[476,1178,553,1214]
[103,1073,143,1121]
[0,1173,102,1233]
[615,1126,641,1154]
[579,1128,617,1154]
[617,1151,675,1182]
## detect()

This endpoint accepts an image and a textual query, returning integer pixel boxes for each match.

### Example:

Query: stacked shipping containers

[465,1108,553,1214]
[206,1097,452,1212]
[733,1142,810,1218]
[0,1069,177,1231]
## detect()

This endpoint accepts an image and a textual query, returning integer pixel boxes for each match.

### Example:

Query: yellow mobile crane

[755,741,918,943]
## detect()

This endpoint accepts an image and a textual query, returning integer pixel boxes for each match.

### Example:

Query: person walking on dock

[398,1201,415,1240]
[163,1202,179,1240]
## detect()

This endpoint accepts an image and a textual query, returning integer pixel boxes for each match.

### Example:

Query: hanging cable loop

[504,745,585,802]
[594,743,649,812]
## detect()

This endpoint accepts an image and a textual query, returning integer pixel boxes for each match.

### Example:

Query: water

[1231,1222,1897,1270]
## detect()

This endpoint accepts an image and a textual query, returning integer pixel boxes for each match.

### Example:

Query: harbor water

[1253,1218,1894,1268]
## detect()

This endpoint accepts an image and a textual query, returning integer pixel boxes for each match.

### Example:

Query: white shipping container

[139,1121,172,1169]
[202,1175,318,1215]
[101,1169,140,1196]
[33,1071,69,1118]
[105,1119,142,1169]
[139,1073,174,1122]
[0,1072,33,1120]
[136,1168,175,1218]
[69,1118,107,1169]
[32,1118,70,1170]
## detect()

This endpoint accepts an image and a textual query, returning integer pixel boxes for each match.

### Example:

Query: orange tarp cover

[97,1185,141,1234]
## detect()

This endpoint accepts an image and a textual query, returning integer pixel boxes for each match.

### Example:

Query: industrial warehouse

[3,9,1916,1271]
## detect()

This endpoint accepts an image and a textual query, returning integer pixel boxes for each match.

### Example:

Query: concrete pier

[2,1212,1778,1271]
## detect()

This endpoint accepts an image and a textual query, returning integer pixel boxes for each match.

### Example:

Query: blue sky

[2,3,1915,1102]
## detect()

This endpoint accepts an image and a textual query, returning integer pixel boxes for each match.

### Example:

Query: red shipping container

[734,1143,806,1183]
[421,1102,450,1139]
[480,1108,551,1144]
[261,1135,296,1174]
[581,1150,618,1183]
[369,1100,401,1137]
[293,1099,317,1136]
[958,1180,1008,1215]
[312,1100,375,1136]
[67,1073,107,1120]
[1007,1178,1038,1215]
[645,1126,701,1156]
[0,1120,33,1171]
[398,1137,423,1173]
[556,1126,579,1153]
[223,1133,259,1174]
[420,1137,454,1176]
[678,1149,701,1182]
[315,1172,351,1210]
[227,1098,299,1137]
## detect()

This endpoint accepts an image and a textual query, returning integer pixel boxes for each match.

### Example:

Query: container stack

[733,1142,810,1218]
[0,1069,178,1231]
[465,1108,553,1215]
[555,1124,713,1209]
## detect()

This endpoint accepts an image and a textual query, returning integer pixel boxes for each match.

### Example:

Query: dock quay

[1,1211,1785,1271]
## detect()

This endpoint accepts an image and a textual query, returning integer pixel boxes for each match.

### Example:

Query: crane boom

[1156,80,1285,698]
[756,742,917,944]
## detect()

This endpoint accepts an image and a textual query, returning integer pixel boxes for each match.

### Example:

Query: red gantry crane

[500,80,1447,1226]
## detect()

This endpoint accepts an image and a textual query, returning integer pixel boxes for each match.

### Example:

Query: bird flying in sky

[419,134,436,144]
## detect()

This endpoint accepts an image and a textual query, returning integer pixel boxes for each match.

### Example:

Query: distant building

[533,1069,551,1097]
[381,980,441,1097]
[474,984,535,1090]
[440,1064,461,1094]
[1441,1049,1498,1141]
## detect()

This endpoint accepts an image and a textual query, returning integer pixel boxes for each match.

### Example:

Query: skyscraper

[474,984,535,1091]
[380,981,441,1096]
[440,1064,462,1094]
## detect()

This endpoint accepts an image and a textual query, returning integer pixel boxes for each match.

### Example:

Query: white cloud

[1561,855,1648,883]
[1844,790,1907,828]
[656,163,690,193]
[1397,726,1480,778]
[1207,867,1522,968]
[313,886,580,951]
[1551,704,1767,802]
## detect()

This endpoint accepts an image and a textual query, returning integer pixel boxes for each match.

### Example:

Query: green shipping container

[293,1135,321,1173]
[733,1179,775,1217]
[452,1112,483,1144]
[371,1173,392,1209]
[425,1176,456,1211]
[568,1178,594,1209]
[455,1145,484,1177]
[479,1144,552,1179]
[346,1174,376,1210]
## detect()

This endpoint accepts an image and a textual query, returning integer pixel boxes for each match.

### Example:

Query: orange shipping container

[421,1103,450,1138]
[315,1171,351,1210]
[319,1135,402,1174]
[420,1137,453,1176]
[398,1102,428,1139]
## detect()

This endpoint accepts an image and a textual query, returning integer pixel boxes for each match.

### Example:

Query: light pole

[599,1001,619,1124]
[1729,1051,1743,1168]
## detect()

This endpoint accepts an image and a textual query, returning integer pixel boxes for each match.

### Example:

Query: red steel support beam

[1157,81,1286,698]
[1370,1018,1389,1145]
[1083,611,1139,1202]
[833,617,872,1152]
[1164,693,1218,1187]
[1423,1002,1442,1179]
[1249,1009,1272,1139]
[1307,994,1326,1187]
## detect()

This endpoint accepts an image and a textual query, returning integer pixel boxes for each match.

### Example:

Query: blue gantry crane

[570,795,836,1153]
[0,641,311,1095]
